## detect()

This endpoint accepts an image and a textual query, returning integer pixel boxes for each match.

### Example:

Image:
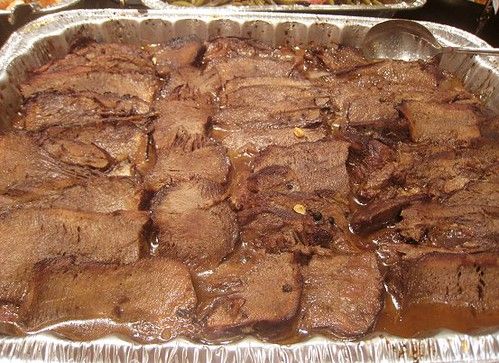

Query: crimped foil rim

[141,0,426,12]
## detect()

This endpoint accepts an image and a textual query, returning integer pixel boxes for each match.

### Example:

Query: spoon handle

[442,46,499,56]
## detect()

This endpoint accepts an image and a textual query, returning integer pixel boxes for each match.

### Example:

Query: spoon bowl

[361,19,499,61]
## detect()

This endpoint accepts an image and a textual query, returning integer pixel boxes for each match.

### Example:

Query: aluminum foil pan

[139,0,426,14]
[0,9,498,362]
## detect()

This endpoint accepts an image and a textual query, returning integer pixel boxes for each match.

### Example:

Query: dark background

[1,0,497,48]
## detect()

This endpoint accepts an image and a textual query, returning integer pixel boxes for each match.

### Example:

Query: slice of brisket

[197,252,301,336]
[24,257,197,341]
[299,252,384,338]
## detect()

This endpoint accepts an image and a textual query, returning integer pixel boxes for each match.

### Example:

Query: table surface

[1,0,497,48]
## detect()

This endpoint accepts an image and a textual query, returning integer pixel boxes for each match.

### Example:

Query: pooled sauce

[376,295,499,338]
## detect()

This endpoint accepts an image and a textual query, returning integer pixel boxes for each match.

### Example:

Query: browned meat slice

[306,45,373,74]
[38,123,149,173]
[400,101,482,143]
[0,177,143,213]
[339,60,439,90]
[13,91,151,132]
[221,77,327,109]
[347,136,398,201]
[216,126,327,154]
[203,38,291,63]
[201,38,298,92]
[396,177,499,252]
[213,106,323,131]
[216,78,331,129]
[299,253,384,338]
[24,258,197,341]
[152,179,237,269]
[0,133,91,197]
[152,94,212,151]
[347,95,400,128]
[20,67,159,103]
[147,36,203,76]
[152,178,226,212]
[238,192,355,254]
[37,42,154,75]
[249,140,350,196]
[197,252,301,336]
[349,138,498,203]
[350,195,425,235]
[387,252,499,311]
[145,144,230,191]
[404,142,498,196]
[0,208,147,304]
[320,60,442,134]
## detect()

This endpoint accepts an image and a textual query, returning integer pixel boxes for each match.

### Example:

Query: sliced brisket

[299,253,384,338]
[387,252,499,311]
[145,144,230,191]
[152,179,237,269]
[24,257,197,341]
[197,252,301,336]
[248,140,350,196]
[400,101,482,143]
[14,91,151,132]
[0,208,147,304]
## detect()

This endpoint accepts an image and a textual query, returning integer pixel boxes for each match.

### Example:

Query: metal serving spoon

[361,19,499,61]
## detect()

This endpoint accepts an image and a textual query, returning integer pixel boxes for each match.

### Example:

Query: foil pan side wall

[0,9,498,362]
[0,9,497,128]
[1,334,499,362]
[140,0,426,13]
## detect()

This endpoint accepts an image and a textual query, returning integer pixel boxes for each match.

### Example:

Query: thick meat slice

[238,192,354,254]
[152,178,226,213]
[400,101,481,143]
[216,126,326,154]
[0,133,91,197]
[387,252,499,311]
[203,38,296,64]
[307,45,373,74]
[24,258,197,341]
[213,106,323,131]
[200,38,299,92]
[339,60,439,90]
[38,42,154,75]
[347,95,400,128]
[197,252,301,335]
[20,67,159,103]
[299,253,384,338]
[38,124,149,172]
[152,95,212,151]
[221,77,327,109]
[350,139,498,203]
[321,60,441,133]
[249,140,350,196]
[147,36,203,76]
[350,195,425,235]
[145,144,230,191]
[13,91,151,132]
[0,208,147,304]
[0,177,143,213]
[396,177,499,252]
[152,179,237,269]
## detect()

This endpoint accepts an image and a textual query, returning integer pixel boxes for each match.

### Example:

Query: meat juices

[0,36,497,342]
